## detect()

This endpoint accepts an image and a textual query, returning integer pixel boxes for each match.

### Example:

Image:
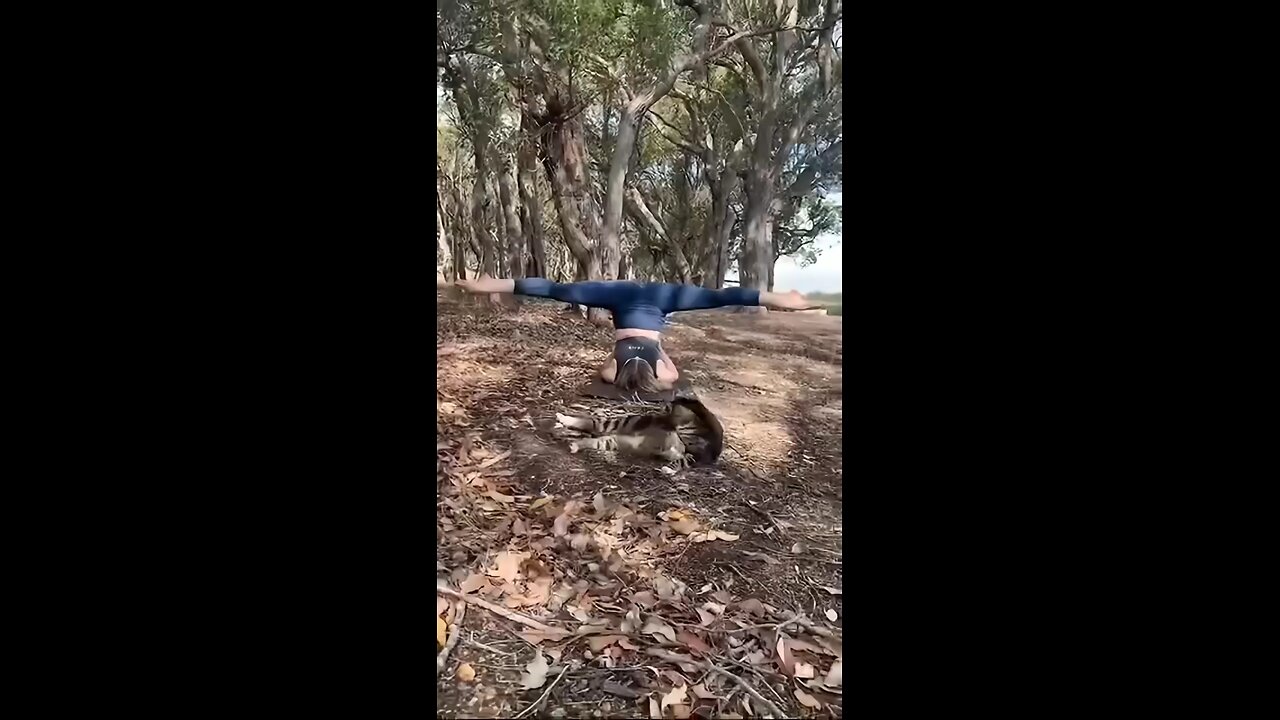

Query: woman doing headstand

[454,277,819,393]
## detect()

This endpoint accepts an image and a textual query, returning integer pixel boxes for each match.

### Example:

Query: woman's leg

[643,282,818,313]
[649,284,761,313]
[515,278,635,308]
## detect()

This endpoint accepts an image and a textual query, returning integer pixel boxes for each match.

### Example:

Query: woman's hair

[615,357,663,394]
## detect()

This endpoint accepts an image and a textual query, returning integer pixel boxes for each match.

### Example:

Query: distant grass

[806,292,842,316]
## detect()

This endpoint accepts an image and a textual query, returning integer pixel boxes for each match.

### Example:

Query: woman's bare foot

[759,289,820,311]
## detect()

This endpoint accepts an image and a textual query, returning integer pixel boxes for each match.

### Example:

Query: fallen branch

[436,585,560,633]
[722,656,790,708]
[436,600,466,675]
[706,664,785,718]
[463,635,515,657]
[513,667,568,719]
[645,648,787,719]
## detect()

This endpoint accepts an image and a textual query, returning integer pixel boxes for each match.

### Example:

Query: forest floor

[436,289,843,719]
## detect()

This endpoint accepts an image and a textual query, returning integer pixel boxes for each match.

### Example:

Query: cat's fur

[556,397,724,467]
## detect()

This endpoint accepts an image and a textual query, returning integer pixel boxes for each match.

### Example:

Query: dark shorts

[614,337,662,370]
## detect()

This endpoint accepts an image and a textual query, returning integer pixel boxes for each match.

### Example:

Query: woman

[454,276,820,393]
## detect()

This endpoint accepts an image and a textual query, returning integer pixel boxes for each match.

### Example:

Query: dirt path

[437,293,843,718]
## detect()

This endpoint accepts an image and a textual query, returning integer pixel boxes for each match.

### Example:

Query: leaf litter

[437,482,843,716]
[436,300,844,717]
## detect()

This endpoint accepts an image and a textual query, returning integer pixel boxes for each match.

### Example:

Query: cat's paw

[568,441,580,454]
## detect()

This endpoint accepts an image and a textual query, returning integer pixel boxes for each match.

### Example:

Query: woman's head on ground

[614,356,663,394]
[613,337,665,393]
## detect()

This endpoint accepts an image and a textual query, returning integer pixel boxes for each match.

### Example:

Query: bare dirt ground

[437,291,843,719]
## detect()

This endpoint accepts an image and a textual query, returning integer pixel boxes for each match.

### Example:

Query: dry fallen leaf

[677,630,712,656]
[588,635,626,652]
[661,685,689,710]
[437,597,449,617]
[826,608,838,621]
[701,601,726,616]
[554,501,581,536]
[642,618,677,643]
[821,585,842,595]
[459,573,489,594]
[794,662,816,679]
[456,662,476,682]
[824,659,843,687]
[794,688,822,708]
[662,670,689,686]
[790,542,807,554]
[478,449,511,468]
[691,683,719,700]
[736,598,767,617]
[518,628,572,645]
[788,637,831,655]
[670,517,700,535]
[711,590,733,604]
[486,489,515,503]
[648,696,662,719]
[633,590,657,608]
[489,551,528,583]
[593,491,616,517]
[530,496,553,510]
[520,651,550,689]
[437,616,447,648]
[602,681,642,699]
[776,635,796,676]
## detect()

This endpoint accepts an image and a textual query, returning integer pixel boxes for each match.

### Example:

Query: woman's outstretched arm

[456,276,627,308]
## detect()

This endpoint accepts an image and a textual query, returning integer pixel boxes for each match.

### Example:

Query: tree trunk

[491,177,508,278]
[517,121,546,278]
[451,63,498,284]
[598,107,637,280]
[436,189,453,283]
[498,159,524,280]
[541,105,610,324]
[739,163,774,306]
[598,12,764,289]
[470,169,496,277]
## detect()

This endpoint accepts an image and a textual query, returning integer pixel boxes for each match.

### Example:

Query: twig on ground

[644,648,787,718]
[512,667,568,719]
[745,501,787,535]
[436,600,466,675]
[783,615,838,638]
[464,635,516,657]
[436,585,561,633]
[721,613,801,635]
[706,665,786,718]
[722,657,790,707]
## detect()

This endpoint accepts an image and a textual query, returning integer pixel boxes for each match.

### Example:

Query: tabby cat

[555,397,724,467]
